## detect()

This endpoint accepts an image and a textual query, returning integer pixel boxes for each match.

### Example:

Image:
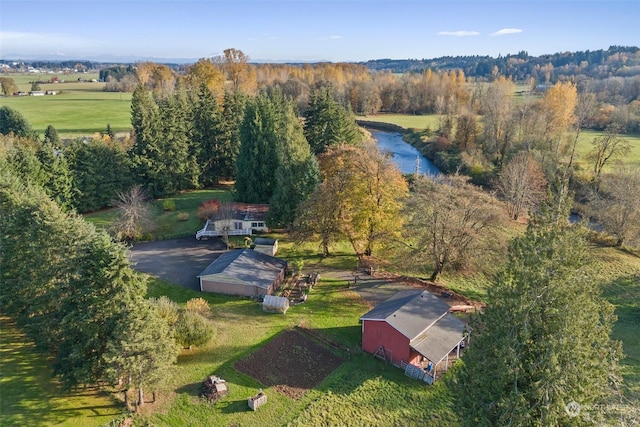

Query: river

[370,130,441,176]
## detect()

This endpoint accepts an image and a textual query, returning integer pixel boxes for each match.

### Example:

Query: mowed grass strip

[0,317,123,427]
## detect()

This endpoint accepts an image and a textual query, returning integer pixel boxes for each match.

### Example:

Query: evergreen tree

[104,300,180,408]
[235,92,283,203]
[0,105,37,139]
[268,100,320,228]
[67,139,133,212]
[43,124,60,146]
[105,123,115,140]
[155,93,197,195]
[191,83,224,186]
[218,91,245,181]
[129,84,161,194]
[0,163,174,390]
[453,196,622,426]
[303,87,362,155]
[36,142,75,210]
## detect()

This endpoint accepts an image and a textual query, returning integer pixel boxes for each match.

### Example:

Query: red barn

[360,290,467,381]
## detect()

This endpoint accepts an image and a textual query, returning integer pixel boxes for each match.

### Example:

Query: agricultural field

[0,73,131,138]
[357,113,441,131]
[573,129,640,171]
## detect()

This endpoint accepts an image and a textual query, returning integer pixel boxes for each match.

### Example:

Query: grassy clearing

[573,130,640,172]
[0,89,132,138]
[357,113,441,131]
[84,187,232,239]
[588,245,640,399]
[0,317,123,427]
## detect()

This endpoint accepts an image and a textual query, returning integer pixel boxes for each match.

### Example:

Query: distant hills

[2,45,638,80]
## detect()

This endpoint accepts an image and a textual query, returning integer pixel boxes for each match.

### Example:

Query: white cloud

[317,35,344,41]
[437,31,480,37]
[491,28,523,36]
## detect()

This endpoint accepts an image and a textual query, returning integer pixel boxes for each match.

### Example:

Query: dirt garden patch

[234,329,343,399]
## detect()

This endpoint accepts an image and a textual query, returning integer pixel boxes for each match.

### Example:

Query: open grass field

[0,317,123,427]
[573,129,640,172]
[0,73,131,138]
[357,113,441,131]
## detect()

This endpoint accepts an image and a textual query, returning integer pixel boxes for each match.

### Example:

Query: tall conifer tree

[453,195,622,426]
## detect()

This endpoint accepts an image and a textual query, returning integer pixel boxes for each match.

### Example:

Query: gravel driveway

[128,236,226,291]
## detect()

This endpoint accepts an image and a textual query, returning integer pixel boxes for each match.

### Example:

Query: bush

[185,297,211,317]
[197,200,219,221]
[177,212,189,221]
[175,310,215,349]
[150,296,180,326]
[162,199,177,212]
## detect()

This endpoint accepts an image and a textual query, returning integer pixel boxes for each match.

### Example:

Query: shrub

[175,310,215,349]
[185,297,211,317]
[177,212,189,221]
[197,199,219,221]
[150,296,180,326]
[162,199,177,212]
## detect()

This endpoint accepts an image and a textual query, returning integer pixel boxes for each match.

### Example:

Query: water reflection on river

[370,130,441,176]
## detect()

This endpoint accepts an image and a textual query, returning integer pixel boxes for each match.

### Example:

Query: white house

[196,201,269,240]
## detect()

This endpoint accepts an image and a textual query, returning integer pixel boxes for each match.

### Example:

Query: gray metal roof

[360,290,452,340]
[254,237,276,246]
[410,313,466,363]
[198,249,287,290]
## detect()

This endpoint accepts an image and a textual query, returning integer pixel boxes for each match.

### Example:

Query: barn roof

[360,290,452,340]
[410,313,466,363]
[198,249,287,290]
[360,290,467,364]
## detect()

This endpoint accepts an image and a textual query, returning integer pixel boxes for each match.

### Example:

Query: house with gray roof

[198,249,287,297]
[360,290,467,382]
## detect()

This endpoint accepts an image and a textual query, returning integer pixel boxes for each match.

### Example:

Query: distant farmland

[0,73,132,138]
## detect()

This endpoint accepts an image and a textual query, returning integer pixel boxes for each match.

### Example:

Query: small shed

[254,237,278,256]
[262,295,289,314]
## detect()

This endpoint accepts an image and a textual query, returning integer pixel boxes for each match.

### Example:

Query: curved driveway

[128,237,226,291]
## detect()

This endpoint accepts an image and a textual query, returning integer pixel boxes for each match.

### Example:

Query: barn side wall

[362,320,411,364]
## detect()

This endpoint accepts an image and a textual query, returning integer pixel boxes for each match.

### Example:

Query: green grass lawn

[0,73,131,138]
[357,113,441,131]
[84,187,233,239]
[573,130,640,172]
[0,90,132,138]
[0,317,124,427]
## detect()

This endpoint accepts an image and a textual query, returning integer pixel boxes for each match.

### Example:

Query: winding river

[370,130,441,176]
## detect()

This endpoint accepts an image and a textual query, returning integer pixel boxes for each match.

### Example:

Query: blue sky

[1,1,638,62]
